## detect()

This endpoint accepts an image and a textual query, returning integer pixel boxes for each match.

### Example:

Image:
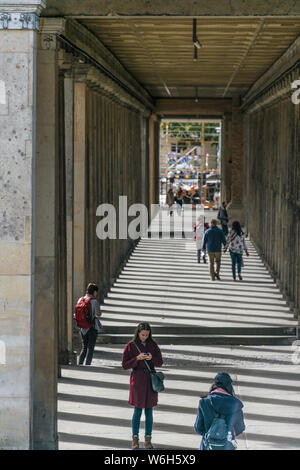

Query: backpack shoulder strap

[207,397,226,420]
[207,398,218,417]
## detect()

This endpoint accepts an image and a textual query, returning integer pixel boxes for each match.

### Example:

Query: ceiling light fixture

[193,18,202,60]
[194,46,198,62]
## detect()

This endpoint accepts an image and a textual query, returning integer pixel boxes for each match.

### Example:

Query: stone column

[73,67,89,305]
[34,17,68,450]
[149,113,158,220]
[86,84,99,285]
[140,114,148,206]
[64,69,75,362]
[221,113,232,204]
[154,118,161,205]
[243,113,250,234]
[228,97,244,225]
[0,0,45,450]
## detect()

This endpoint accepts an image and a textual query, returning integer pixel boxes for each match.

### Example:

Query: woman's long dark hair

[131,322,153,343]
[231,221,243,236]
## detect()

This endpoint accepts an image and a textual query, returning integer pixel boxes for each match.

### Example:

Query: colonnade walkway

[58,215,300,450]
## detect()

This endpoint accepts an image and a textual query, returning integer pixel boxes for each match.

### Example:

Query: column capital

[39,17,66,35]
[39,18,66,50]
[0,1,46,31]
[57,50,75,72]
[73,63,92,83]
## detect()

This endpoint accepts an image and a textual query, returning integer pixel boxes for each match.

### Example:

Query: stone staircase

[98,237,298,346]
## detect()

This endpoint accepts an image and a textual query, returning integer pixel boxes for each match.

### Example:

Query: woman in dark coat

[194,372,245,450]
[122,322,163,450]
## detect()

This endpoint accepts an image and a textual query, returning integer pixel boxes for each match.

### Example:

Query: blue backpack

[203,401,231,450]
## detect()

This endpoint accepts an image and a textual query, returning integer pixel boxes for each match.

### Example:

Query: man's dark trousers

[221,223,228,236]
[79,327,98,365]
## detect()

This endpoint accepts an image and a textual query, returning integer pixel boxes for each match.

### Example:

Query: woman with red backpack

[74,283,102,366]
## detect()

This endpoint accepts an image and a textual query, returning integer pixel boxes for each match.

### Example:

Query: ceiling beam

[124,20,172,97]
[155,98,232,115]
[223,19,265,98]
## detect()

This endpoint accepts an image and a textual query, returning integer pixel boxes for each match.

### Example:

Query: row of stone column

[85,88,149,299]
[33,25,152,449]
[243,66,300,321]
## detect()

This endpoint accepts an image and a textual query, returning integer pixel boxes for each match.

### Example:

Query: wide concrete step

[107,289,287,306]
[97,334,296,346]
[110,284,284,301]
[102,298,290,313]
[99,325,297,335]
[120,269,275,282]
[115,277,283,294]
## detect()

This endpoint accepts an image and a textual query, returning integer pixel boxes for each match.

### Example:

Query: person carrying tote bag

[134,342,165,393]
[122,322,163,450]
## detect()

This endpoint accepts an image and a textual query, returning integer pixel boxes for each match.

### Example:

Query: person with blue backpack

[194,372,245,450]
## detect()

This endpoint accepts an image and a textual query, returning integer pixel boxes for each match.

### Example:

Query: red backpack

[74,296,94,329]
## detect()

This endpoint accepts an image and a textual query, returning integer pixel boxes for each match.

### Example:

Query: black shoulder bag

[134,342,165,393]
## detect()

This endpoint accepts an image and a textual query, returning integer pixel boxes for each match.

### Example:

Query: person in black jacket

[194,372,245,450]
[217,201,230,236]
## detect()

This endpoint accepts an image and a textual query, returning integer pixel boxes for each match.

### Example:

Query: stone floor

[58,209,300,450]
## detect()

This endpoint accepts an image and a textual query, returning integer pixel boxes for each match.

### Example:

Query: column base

[59,350,76,366]
[32,438,58,450]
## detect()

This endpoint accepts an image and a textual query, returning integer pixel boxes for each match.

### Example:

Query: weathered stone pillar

[73,67,89,305]
[34,17,68,450]
[243,113,250,234]
[64,68,76,363]
[221,112,232,204]
[228,97,244,225]
[140,114,148,207]
[0,0,45,449]
[149,113,159,220]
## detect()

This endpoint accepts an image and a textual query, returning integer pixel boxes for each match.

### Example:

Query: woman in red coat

[122,322,163,450]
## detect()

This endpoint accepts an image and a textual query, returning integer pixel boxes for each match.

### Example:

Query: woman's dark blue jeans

[230,250,243,279]
[79,327,98,365]
[132,407,153,436]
